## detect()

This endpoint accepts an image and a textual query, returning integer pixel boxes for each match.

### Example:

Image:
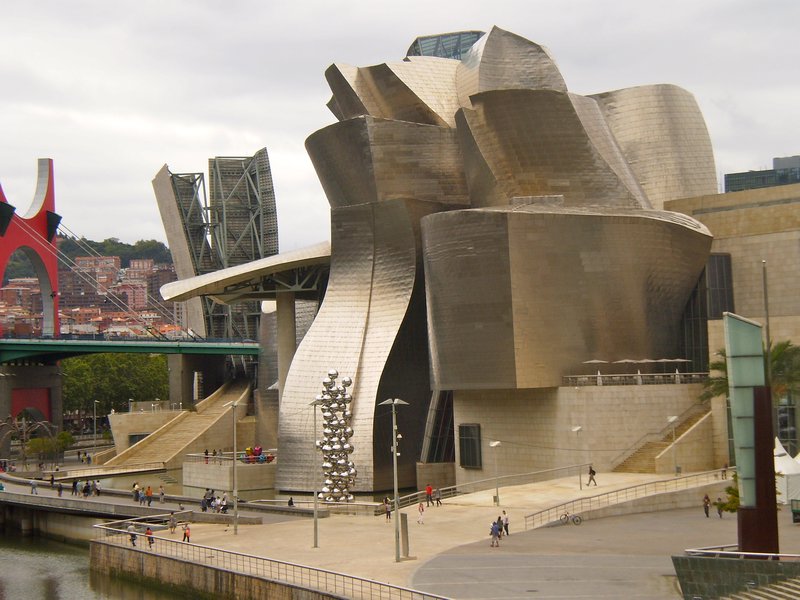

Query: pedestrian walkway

[176,472,710,588]
[2,469,747,598]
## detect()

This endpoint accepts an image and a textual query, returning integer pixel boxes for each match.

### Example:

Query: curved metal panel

[456,26,567,108]
[422,205,712,390]
[457,89,646,208]
[306,116,470,209]
[591,84,718,210]
[276,200,429,492]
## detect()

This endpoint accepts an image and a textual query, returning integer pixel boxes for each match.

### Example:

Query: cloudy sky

[1,0,797,252]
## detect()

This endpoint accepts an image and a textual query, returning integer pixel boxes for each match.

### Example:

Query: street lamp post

[571,426,583,490]
[667,415,678,476]
[223,399,240,534]
[309,397,325,549]
[379,398,408,563]
[489,440,501,506]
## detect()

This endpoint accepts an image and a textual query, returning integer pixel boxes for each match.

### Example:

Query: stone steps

[614,408,709,474]
[721,577,800,600]
[106,381,249,467]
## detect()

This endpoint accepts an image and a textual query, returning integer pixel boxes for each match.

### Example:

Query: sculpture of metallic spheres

[314,370,357,502]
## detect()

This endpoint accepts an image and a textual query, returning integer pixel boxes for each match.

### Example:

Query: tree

[700,340,800,402]
[61,353,169,415]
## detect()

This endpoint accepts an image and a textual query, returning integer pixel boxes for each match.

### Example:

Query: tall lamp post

[310,396,325,549]
[489,440,501,506]
[667,415,678,476]
[571,426,583,490]
[223,399,240,534]
[379,398,408,563]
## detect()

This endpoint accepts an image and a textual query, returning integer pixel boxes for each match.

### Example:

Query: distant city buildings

[0,253,176,337]
[724,155,800,192]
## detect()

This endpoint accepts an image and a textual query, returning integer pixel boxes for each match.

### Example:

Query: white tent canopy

[774,438,800,504]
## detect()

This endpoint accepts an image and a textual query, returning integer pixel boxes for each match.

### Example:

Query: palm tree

[700,340,800,402]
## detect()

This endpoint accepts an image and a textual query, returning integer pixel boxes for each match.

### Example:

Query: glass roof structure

[406,30,485,60]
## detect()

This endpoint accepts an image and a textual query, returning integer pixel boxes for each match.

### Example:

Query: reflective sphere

[327,369,339,379]
[341,376,352,387]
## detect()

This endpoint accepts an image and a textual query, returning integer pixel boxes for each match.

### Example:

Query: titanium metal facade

[275,26,717,493]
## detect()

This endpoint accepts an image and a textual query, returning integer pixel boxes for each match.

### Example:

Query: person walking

[159,485,165,503]
[145,526,154,549]
[417,502,425,524]
[587,465,597,486]
[384,497,391,521]
[145,485,153,507]
[502,510,510,536]
[128,524,137,547]
[703,494,711,518]
[425,484,433,507]
[490,520,500,547]
[433,487,442,506]
[169,512,177,534]
[57,482,63,497]
[71,480,78,496]
[30,479,38,494]
[716,497,724,518]
[182,523,191,543]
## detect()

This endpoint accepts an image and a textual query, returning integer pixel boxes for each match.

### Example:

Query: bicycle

[560,510,582,525]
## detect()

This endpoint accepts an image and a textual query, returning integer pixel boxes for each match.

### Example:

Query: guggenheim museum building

[163,27,796,496]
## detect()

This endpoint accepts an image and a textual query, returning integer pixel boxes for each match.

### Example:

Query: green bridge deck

[0,338,260,364]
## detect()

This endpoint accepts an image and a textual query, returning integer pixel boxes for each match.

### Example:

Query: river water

[0,534,192,599]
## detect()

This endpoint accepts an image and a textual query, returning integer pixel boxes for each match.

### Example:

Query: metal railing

[383,464,590,515]
[685,544,800,561]
[94,515,448,600]
[185,451,277,465]
[524,469,728,530]
[61,461,165,480]
[562,372,708,387]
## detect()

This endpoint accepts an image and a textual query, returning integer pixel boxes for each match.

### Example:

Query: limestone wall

[108,410,181,453]
[91,541,349,600]
[183,459,275,501]
[453,384,706,485]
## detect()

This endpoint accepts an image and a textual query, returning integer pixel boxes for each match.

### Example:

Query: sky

[1,0,798,252]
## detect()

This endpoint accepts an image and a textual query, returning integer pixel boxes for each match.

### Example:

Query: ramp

[105,380,250,470]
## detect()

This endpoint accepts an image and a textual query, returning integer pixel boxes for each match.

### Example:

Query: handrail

[562,372,708,387]
[684,544,800,561]
[60,461,165,480]
[93,519,449,600]
[524,468,728,530]
[388,463,591,514]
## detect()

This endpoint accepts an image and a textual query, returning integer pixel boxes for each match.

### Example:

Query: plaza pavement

[6,470,798,598]
[169,472,763,599]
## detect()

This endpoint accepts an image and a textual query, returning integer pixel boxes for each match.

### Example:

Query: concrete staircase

[721,577,800,599]
[614,409,710,474]
[104,380,250,470]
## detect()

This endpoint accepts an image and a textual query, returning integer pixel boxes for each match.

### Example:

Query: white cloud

[1,0,798,247]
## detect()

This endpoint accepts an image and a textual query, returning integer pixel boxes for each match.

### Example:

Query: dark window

[458,423,482,468]
[427,390,455,463]
[706,254,734,319]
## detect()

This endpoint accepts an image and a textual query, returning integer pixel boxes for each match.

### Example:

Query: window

[458,424,482,468]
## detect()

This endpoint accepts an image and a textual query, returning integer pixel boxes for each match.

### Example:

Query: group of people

[424,484,442,507]
[131,482,166,506]
[414,484,445,524]
[200,488,229,513]
[703,494,724,518]
[490,511,510,547]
